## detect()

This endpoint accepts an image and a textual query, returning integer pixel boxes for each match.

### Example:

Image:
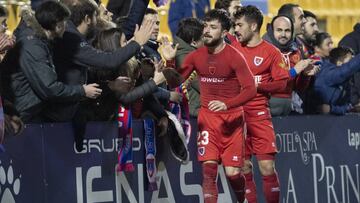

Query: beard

[237,34,250,44]
[204,36,222,47]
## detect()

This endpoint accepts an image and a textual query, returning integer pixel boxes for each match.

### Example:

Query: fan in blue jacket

[314,47,360,115]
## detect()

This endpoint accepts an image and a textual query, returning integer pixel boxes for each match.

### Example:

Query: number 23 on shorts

[197,131,209,146]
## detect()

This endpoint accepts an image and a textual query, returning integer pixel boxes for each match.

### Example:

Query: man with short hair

[263,15,317,116]
[313,32,334,60]
[164,9,256,203]
[1,1,101,122]
[232,6,290,203]
[139,8,161,60]
[297,10,320,56]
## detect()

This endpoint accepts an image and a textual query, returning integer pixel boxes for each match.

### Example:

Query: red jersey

[180,44,256,110]
[233,40,289,121]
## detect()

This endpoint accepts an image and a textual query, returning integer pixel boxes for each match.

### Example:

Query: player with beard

[163,9,256,203]
[232,6,290,203]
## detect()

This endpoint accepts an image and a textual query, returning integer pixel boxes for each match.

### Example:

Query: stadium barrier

[0,115,359,203]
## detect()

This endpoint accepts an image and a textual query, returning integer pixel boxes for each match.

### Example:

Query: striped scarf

[170,85,191,144]
[117,105,134,172]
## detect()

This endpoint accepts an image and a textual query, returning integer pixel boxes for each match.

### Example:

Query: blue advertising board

[0,115,359,203]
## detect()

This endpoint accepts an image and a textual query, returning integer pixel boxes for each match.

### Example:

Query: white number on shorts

[197,131,209,146]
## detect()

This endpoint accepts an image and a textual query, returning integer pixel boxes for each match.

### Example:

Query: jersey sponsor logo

[254,75,262,85]
[254,56,263,66]
[209,66,216,75]
[200,77,225,83]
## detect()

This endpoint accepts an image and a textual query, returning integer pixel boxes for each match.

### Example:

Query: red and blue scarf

[117,105,134,172]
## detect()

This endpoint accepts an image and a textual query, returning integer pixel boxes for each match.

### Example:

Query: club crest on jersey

[209,66,216,75]
[279,60,287,70]
[254,56,263,66]
[198,147,205,156]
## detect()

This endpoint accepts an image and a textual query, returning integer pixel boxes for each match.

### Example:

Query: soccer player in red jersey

[231,6,290,203]
[162,9,256,203]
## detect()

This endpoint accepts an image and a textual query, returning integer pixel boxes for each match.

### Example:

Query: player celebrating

[162,9,256,203]
[232,6,290,203]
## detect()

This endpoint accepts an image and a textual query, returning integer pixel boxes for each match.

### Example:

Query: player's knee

[242,160,253,174]
[225,166,241,177]
[258,160,275,176]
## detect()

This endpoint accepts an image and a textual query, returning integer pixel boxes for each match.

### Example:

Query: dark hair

[35,1,70,31]
[69,0,98,27]
[176,18,204,44]
[93,28,139,81]
[0,6,8,17]
[233,5,263,32]
[203,9,231,31]
[304,10,317,20]
[94,27,123,51]
[145,8,158,15]
[214,0,233,10]
[329,47,355,64]
[277,3,299,22]
[314,32,331,47]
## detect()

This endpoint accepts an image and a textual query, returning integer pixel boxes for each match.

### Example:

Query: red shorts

[197,108,245,167]
[245,119,277,160]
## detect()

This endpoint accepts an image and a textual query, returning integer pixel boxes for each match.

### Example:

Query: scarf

[143,118,157,191]
[170,86,191,144]
[117,105,134,172]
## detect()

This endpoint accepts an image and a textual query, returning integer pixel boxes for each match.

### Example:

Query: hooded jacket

[263,22,311,98]
[0,10,85,122]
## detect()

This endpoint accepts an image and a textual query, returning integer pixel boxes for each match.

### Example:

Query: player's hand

[160,36,179,61]
[208,100,227,112]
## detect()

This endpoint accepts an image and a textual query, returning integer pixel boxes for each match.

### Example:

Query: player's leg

[243,122,258,203]
[257,155,280,203]
[252,119,280,203]
[243,159,258,203]
[197,109,221,203]
[224,166,246,203]
[222,112,247,203]
[202,160,219,203]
